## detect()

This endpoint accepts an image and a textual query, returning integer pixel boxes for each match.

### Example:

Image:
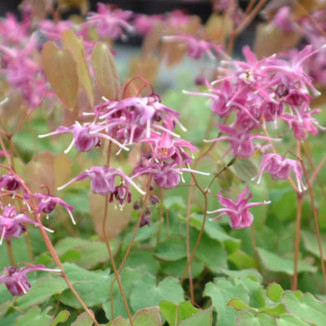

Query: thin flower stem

[293,193,303,290]
[186,174,195,304]
[250,225,261,272]
[300,159,326,291]
[309,154,326,186]
[25,232,34,262]
[302,142,326,200]
[156,188,165,244]
[117,174,153,273]
[181,173,207,283]
[103,196,134,325]
[5,239,15,266]
[0,135,11,165]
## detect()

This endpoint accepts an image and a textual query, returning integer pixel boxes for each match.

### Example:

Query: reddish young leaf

[42,42,79,110]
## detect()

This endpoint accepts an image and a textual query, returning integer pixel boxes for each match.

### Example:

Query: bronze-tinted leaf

[62,30,94,107]
[42,42,79,110]
[141,22,164,59]
[23,151,56,193]
[254,23,301,59]
[91,43,120,100]
[205,13,232,44]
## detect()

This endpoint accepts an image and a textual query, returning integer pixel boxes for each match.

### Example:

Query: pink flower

[133,14,163,36]
[57,166,145,197]
[87,3,134,40]
[38,121,129,153]
[33,193,75,225]
[163,34,225,60]
[0,173,21,192]
[253,153,306,192]
[208,186,270,229]
[0,205,53,245]
[0,264,60,296]
[204,124,278,158]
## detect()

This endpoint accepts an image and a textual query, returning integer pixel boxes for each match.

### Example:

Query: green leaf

[130,275,184,312]
[163,196,185,209]
[277,313,310,326]
[155,238,187,261]
[60,263,111,308]
[179,308,213,326]
[259,304,286,317]
[301,230,326,261]
[123,251,160,275]
[103,267,143,320]
[71,311,94,326]
[228,298,252,311]
[110,307,162,326]
[236,312,277,326]
[16,276,68,309]
[160,301,200,325]
[15,306,70,326]
[204,279,249,326]
[257,248,317,275]
[267,283,284,302]
[282,291,326,325]
[133,306,162,326]
[92,42,119,99]
[55,237,111,269]
[111,317,130,326]
[50,310,71,326]
[160,257,204,278]
[42,42,78,110]
[191,230,228,273]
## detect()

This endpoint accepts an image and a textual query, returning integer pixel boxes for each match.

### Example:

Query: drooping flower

[87,3,134,40]
[0,205,53,245]
[207,186,270,229]
[0,173,22,192]
[253,153,306,192]
[162,34,225,60]
[57,166,145,197]
[38,121,129,153]
[33,192,75,225]
[0,264,61,296]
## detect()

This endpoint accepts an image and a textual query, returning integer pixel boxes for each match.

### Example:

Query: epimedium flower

[0,264,61,296]
[0,173,22,192]
[204,124,279,158]
[207,186,271,229]
[38,121,129,154]
[162,33,225,60]
[86,3,134,40]
[132,162,209,189]
[33,192,76,225]
[0,205,53,245]
[57,166,145,197]
[94,94,185,143]
[253,153,307,192]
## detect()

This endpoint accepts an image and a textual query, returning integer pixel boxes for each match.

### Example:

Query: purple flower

[87,3,134,40]
[204,124,278,158]
[0,173,21,192]
[133,162,209,189]
[33,193,76,225]
[253,153,306,192]
[163,34,225,60]
[207,186,270,229]
[0,205,53,245]
[109,185,132,208]
[57,166,145,197]
[39,121,129,153]
[133,14,163,36]
[0,264,61,296]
